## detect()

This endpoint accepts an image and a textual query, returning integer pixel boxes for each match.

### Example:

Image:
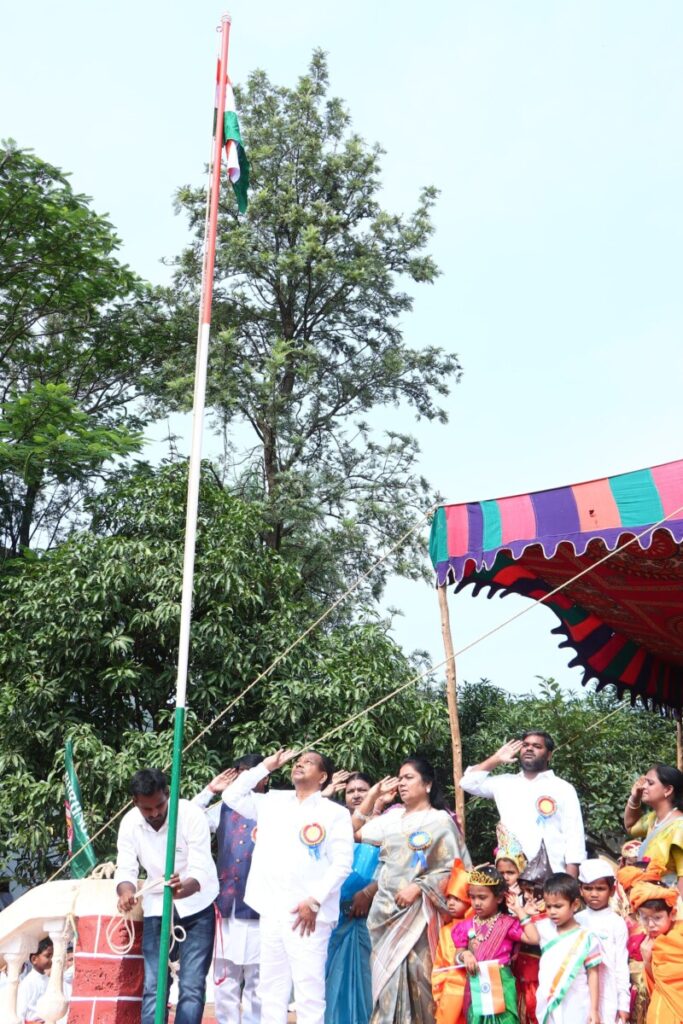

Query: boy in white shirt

[576,858,630,1024]
[16,938,52,1023]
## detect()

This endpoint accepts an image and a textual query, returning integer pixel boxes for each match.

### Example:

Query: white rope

[104,877,186,957]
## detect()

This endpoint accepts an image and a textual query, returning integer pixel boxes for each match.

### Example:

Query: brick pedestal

[68,914,144,1024]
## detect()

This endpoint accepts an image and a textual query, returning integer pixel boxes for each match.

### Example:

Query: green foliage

[0,463,449,884]
[456,677,677,863]
[163,52,462,603]
[0,141,174,557]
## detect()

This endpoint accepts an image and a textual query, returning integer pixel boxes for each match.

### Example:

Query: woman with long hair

[351,757,471,1024]
[623,763,683,896]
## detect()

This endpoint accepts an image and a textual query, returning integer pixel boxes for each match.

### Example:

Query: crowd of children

[431,835,683,1024]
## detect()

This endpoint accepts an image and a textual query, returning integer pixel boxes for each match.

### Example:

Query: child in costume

[576,858,630,1024]
[494,825,526,898]
[432,859,473,1024]
[533,872,602,1024]
[16,938,53,1024]
[617,845,663,1024]
[513,842,551,1024]
[452,865,538,1024]
[630,880,683,1024]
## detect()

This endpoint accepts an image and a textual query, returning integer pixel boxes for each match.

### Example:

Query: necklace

[655,808,681,827]
[469,912,501,946]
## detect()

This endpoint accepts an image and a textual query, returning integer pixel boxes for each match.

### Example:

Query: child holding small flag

[452,864,538,1024]
[431,859,473,1024]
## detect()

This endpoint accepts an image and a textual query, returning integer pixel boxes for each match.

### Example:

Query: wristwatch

[307,898,321,913]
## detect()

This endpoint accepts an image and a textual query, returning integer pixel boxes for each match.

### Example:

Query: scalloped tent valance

[429,459,683,715]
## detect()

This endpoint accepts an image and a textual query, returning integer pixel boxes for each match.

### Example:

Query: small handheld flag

[64,739,97,878]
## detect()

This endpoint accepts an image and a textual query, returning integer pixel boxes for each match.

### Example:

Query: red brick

[68,999,142,1023]
[72,955,143,998]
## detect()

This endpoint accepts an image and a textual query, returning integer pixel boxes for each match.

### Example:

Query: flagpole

[153,15,232,1024]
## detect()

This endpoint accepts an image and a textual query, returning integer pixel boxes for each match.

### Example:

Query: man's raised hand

[493,739,523,765]
[207,767,239,794]
[262,748,298,773]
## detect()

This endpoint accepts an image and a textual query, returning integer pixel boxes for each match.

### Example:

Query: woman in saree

[325,772,381,1024]
[351,757,471,1024]
[623,763,683,897]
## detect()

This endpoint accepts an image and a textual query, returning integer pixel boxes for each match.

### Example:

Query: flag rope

[48,500,683,882]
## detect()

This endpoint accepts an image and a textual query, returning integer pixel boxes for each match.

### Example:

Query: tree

[0,462,449,884]
[0,141,175,558]
[162,52,462,603]
[454,677,677,863]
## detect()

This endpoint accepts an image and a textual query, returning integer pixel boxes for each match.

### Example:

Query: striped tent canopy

[430,459,683,714]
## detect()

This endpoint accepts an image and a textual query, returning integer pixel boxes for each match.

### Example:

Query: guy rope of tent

[51,499,683,881]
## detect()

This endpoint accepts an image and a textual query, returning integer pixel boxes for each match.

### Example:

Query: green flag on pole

[64,739,97,878]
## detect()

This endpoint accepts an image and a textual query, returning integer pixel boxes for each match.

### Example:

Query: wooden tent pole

[438,583,465,831]
[677,720,683,772]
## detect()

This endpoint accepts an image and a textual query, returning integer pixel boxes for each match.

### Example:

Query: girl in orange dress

[432,859,472,1024]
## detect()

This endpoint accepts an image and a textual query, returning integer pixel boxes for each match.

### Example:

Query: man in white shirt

[222,748,354,1024]
[115,768,219,1024]
[459,730,586,876]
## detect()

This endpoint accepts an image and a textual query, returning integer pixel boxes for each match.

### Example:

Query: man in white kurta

[459,731,586,875]
[222,748,354,1024]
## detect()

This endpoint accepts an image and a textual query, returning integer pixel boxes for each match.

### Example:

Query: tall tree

[0,141,175,558]
[164,52,462,603]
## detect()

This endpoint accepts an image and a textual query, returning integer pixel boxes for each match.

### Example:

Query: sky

[5,1,683,696]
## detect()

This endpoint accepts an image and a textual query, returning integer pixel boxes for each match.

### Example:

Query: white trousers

[258,916,333,1024]
[214,958,261,1024]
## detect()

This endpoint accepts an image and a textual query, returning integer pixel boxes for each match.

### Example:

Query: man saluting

[222,747,354,1024]
[460,730,586,877]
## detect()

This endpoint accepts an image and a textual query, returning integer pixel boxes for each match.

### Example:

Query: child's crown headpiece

[468,864,500,887]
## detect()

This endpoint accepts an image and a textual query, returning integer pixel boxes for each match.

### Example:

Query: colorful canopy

[430,459,683,714]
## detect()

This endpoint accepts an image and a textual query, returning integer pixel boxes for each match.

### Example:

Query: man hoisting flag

[64,739,96,878]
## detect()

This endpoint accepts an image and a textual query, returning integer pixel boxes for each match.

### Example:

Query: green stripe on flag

[223,111,242,145]
[609,469,664,526]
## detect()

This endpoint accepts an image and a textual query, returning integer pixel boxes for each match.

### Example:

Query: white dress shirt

[459,767,586,871]
[16,968,49,1021]
[114,798,219,917]
[222,764,354,925]
[576,906,630,1019]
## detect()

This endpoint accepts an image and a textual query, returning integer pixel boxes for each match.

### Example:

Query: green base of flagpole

[153,705,186,1024]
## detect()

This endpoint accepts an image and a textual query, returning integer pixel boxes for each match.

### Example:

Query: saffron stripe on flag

[470,961,505,1017]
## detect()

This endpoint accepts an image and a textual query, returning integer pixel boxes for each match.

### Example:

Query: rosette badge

[407,829,432,869]
[535,796,557,823]
[300,822,326,859]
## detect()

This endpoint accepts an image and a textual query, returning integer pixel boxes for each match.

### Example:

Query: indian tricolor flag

[469,961,506,1018]
[215,68,250,214]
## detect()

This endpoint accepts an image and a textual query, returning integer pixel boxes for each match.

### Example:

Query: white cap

[578,858,616,884]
